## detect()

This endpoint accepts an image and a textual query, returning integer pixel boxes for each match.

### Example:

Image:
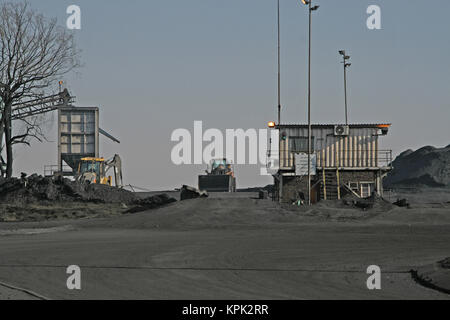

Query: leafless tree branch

[0,1,81,177]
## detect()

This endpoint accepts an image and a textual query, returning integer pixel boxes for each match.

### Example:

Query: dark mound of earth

[440,257,450,269]
[238,184,275,193]
[384,145,450,188]
[0,174,137,204]
[0,174,176,208]
[126,194,177,213]
[412,257,450,295]
[341,193,394,211]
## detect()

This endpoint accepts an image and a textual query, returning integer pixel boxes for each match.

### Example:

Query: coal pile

[384,145,450,188]
[0,174,176,208]
[180,185,208,201]
[238,184,275,193]
[0,174,137,204]
[440,258,450,269]
[126,194,177,213]
[341,193,394,211]
[393,198,410,208]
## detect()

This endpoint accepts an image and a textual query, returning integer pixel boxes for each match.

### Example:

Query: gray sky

[11,0,450,190]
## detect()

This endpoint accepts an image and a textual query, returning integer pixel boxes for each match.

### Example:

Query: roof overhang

[275,123,391,129]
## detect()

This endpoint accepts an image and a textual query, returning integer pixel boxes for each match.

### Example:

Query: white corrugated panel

[279,127,379,168]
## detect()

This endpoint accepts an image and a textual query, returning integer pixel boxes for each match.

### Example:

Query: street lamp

[339,50,351,125]
[300,0,319,206]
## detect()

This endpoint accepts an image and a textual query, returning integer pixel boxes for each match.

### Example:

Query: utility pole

[339,50,351,125]
[301,0,319,206]
[277,0,281,125]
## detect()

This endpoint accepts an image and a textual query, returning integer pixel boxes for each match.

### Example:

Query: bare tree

[0,100,5,176]
[0,1,81,177]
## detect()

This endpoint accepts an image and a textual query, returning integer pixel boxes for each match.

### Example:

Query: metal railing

[268,149,393,170]
[12,90,74,120]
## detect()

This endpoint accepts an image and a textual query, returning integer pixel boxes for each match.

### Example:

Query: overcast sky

[11,0,450,190]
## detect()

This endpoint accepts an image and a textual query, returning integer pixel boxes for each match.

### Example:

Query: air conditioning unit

[334,125,349,136]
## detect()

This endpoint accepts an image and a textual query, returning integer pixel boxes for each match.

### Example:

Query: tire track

[0,280,50,300]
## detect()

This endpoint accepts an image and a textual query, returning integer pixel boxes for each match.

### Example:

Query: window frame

[360,181,375,198]
[288,136,315,153]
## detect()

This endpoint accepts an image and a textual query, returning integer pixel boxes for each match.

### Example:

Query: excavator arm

[105,154,123,188]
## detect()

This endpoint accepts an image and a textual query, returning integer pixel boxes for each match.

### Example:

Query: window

[289,136,314,153]
[360,182,375,198]
[80,161,101,177]
[348,182,359,193]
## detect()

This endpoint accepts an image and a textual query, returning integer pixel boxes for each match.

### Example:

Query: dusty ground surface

[0,202,128,222]
[0,189,449,299]
[0,281,41,300]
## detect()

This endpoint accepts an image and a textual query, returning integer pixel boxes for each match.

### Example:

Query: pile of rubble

[0,174,176,209]
[126,194,177,213]
[0,174,137,204]
[341,193,394,211]
[180,185,208,201]
[440,258,450,269]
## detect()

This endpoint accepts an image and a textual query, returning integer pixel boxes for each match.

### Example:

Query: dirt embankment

[385,145,450,188]
[0,174,176,222]
[412,257,450,295]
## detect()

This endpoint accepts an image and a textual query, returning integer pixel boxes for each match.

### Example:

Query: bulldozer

[76,154,123,188]
[198,158,236,192]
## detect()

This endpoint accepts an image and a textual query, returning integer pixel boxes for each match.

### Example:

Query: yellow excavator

[76,154,123,187]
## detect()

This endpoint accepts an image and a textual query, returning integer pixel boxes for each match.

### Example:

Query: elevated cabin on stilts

[270,123,392,203]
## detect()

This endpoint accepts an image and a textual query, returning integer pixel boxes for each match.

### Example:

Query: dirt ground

[0,202,128,222]
[0,188,449,299]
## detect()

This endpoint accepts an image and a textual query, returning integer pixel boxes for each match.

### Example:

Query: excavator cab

[210,159,234,177]
[198,158,236,192]
[77,157,111,185]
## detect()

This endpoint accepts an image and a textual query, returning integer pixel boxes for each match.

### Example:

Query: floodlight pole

[339,50,351,125]
[303,0,319,206]
[307,1,312,206]
[277,0,281,125]
[343,56,348,125]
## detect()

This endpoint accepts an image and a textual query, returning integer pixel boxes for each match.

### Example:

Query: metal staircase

[319,169,340,200]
